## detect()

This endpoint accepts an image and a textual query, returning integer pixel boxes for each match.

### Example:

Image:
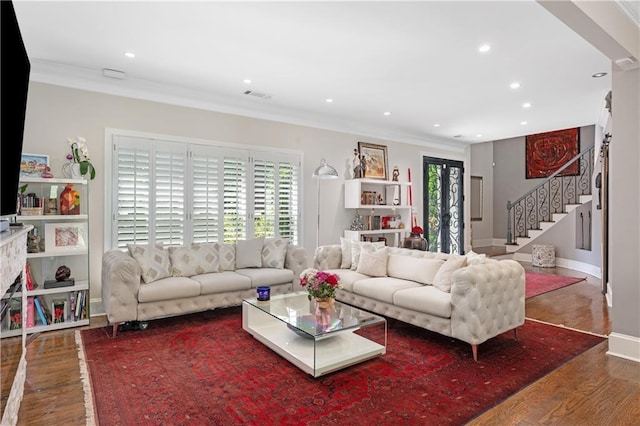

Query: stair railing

[506,145,594,245]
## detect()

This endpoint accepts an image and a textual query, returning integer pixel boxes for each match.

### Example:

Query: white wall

[22,82,468,307]
[469,142,494,247]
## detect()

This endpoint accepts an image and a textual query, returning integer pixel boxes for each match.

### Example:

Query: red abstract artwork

[526,128,580,179]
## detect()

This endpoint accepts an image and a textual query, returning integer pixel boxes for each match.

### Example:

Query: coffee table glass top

[243,291,383,339]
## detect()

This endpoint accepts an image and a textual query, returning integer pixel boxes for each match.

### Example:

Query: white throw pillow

[128,243,172,284]
[387,255,444,285]
[219,243,236,271]
[432,256,468,293]
[466,250,488,266]
[340,237,354,269]
[350,241,385,271]
[261,237,289,269]
[168,244,221,277]
[356,247,388,277]
[235,237,265,268]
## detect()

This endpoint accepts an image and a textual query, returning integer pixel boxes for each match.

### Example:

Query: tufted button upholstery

[101,244,309,327]
[315,246,525,357]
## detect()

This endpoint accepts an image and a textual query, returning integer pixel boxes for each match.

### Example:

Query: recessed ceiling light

[478,44,491,53]
[383,111,391,116]
[592,72,607,78]
[522,102,532,108]
[124,52,136,58]
[510,82,520,89]
[325,98,333,103]
[243,79,252,84]
[476,134,483,138]
[433,124,441,128]
[521,121,528,125]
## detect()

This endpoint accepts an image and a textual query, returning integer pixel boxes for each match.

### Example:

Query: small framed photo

[20,153,50,178]
[358,142,388,180]
[44,222,88,253]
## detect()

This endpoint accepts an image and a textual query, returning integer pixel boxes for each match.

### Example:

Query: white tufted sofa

[313,244,525,361]
[102,240,308,337]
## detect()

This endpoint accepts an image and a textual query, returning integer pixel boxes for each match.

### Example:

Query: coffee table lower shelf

[242,302,385,377]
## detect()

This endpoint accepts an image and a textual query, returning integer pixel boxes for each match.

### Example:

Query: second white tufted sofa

[313,245,525,361]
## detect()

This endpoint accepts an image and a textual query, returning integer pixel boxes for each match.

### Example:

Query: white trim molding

[607,332,640,362]
[512,253,602,279]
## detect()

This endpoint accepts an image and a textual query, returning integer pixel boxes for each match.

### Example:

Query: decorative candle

[257,286,270,301]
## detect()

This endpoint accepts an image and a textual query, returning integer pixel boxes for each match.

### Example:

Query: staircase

[506,145,595,253]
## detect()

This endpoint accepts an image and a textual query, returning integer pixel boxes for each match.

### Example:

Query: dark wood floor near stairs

[15,249,640,425]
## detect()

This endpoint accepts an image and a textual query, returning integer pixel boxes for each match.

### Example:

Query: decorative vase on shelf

[60,183,80,215]
[403,233,427,251]
[70,163,82,179]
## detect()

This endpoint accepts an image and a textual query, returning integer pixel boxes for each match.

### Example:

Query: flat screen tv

[1,0,31,220]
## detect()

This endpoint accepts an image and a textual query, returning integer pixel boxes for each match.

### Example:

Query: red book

[26,297,35,328]
[25,262,34,290]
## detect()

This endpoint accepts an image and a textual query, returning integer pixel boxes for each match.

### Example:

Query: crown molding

[29,60,468,153]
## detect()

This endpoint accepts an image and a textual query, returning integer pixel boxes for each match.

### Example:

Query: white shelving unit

[17,177,90,333]
[344,179,413,247]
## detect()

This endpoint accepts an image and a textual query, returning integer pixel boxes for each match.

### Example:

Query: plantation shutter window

[109,134,300,249]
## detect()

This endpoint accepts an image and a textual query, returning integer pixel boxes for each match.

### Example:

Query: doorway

[423,157,464,254]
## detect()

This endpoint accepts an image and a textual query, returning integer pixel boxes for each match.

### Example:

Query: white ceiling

[13,1,615,149]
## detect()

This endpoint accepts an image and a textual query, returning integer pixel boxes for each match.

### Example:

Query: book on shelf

[33,297,48,326]
[25,262,36,290]
[26,297,35,328]
[51,299,67,323]
[35,295,52,324]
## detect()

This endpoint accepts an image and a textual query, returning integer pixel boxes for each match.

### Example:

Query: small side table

[532,244,555,267]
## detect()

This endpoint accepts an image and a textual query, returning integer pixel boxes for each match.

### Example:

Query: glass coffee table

[242,291,386,377]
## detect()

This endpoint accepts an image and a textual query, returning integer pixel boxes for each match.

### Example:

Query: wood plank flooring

[12,251,640,425]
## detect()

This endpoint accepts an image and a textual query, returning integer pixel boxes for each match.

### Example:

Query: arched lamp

[312,159,338,247]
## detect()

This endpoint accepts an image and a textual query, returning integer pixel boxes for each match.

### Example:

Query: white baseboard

[493,238,507,246]
[512,253,601,278]
[471,238,493,248]
[607,332,640,362]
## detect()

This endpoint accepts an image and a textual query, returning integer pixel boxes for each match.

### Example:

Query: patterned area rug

[526,271,586,298]
[79,307,604,425]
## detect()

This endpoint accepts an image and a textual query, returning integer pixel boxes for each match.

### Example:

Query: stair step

[579,194,593,204]
[552,212,568,221]
[528,229,544,239]
[565,204,581,212]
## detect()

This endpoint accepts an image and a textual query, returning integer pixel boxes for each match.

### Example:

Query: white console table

[1,225,32,425]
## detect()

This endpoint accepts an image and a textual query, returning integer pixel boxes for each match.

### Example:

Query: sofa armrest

[285,244,309,291]
[449,259,525,346]
[101,249,142,324]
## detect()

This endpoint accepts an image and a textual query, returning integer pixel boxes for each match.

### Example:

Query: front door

[423,157,464,254]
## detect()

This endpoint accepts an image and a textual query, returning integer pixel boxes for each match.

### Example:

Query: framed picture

[358,142,388,180]
[525,128,580,179]
[20,153,49,178]
[44,222,87,253]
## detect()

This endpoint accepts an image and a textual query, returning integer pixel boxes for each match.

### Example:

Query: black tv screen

[1,1,31,218]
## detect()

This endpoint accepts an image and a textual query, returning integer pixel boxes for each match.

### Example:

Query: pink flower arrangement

[299,268,341,300]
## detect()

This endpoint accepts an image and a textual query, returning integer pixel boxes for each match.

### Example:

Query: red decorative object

[59,183,80,215]
[79,307,604,425]
[526,127,580,179]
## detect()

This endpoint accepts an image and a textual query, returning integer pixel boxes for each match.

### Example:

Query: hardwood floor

[13,251,640,425]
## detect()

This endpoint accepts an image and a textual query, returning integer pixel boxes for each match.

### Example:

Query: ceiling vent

[244,90,272,100]
[103,68,126,80]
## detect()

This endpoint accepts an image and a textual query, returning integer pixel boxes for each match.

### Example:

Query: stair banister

[506,145,594,245]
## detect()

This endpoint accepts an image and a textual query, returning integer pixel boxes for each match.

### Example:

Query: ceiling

[13,1,618,149]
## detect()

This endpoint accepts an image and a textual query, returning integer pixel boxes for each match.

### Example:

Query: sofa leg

[112,323,119,338]
[471,344,478,362]
[513,327,519,341]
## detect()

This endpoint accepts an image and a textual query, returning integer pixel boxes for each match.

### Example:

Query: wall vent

[244,90,272,100]
[103,68,126,80]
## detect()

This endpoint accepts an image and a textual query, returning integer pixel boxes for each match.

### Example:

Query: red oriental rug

[525,271,586,299]
[78,308,604,425]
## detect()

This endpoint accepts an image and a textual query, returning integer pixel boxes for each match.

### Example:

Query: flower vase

[314,297,334,326]
[403,233,427,251]
[70,163,82,179]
